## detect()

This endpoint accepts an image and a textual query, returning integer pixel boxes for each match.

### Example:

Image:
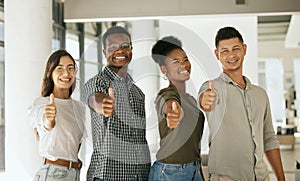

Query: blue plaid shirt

[84,66,151,180]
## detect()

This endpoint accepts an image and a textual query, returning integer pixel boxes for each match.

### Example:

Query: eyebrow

[57,64,74,67]
[220,45,241,50]
[170,56,188,61]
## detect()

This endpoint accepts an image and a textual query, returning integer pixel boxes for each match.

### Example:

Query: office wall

[159,14,258,88]
[64,0,300,22]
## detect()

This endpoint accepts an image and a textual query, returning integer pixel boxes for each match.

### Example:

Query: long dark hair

[41,50,76,97]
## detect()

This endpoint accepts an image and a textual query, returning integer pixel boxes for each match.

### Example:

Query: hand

[102,87,115,117]
[44,93,56,130]
[200,80,217,112]
[166,101,182,129]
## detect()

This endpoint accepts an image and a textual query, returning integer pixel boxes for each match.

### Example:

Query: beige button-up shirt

[199,73,279,181]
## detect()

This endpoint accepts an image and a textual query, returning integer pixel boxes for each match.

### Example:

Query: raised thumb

[49,93,55,105]
[209,80,214,90]
[171,101,177,111]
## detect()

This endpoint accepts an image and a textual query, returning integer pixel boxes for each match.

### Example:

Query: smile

[179,70,189,74]
[227,59,238,64]
[114,56,126,59]
[59,78,72,82]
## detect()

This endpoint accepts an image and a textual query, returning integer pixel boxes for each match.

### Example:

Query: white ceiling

[285,14,300,48]
[258,14,300,48]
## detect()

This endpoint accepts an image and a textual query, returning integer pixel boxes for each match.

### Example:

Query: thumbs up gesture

[102,87,115,117]
[200,80,217,112]
[43,93,56,130]
[166,101,183,129]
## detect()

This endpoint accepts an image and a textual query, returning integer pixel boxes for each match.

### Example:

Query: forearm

[88,93,104,114]
[265,149,285,181]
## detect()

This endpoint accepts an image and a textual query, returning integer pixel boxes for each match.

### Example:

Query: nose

[227,51,237,58]
[62,69,70,75]
[115,47,125,52]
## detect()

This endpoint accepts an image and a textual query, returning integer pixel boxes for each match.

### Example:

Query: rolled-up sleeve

[263,95,280,151]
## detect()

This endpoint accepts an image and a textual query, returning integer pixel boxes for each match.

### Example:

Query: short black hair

[151,36,183,66]
[102,26,131,46]
[215,27,244,48]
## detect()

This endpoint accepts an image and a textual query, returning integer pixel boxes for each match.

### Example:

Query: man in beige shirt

[198,26,285,181]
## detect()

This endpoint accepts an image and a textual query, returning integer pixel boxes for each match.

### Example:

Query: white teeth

[115,56,125,59]
[180,70,188,74]
[60,78,70,82]
[228,60,238,63]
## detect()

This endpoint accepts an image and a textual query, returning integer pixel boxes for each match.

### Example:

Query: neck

[223,70,246,89]
[169,81,186,93]
[52,89,70,99]
[108,65,128,78]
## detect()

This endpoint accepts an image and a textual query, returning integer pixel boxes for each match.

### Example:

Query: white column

[129,20,160,163]
[3,0,52,180]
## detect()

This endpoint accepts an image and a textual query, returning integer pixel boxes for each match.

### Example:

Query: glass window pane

[85,62,98,81]
[66,33,79,60]
[84,37,98,63]
[0,22,4,42]
[52,38,61,51]
[0,61,4,171]
[0,46,4,62]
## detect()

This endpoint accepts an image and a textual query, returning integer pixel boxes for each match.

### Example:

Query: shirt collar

[103,66,134,84]
[219,72,252,90]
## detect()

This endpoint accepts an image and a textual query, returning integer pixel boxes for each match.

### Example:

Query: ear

[103,49,107,57]
[243,44,247,55]
[160,66,167,75]
[214,49,219,60]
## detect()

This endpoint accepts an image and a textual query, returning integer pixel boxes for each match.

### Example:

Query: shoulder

[250,84,268,96]
[157,87,178,96]
[85,71,109,84]
[156,87,180,104]
[32,97,49,106]
[83,70,111,93]
[28,97,48,114]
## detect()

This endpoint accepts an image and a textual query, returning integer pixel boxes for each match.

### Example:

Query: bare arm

[265,149,285,181]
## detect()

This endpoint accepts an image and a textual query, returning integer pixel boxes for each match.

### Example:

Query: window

[0,18,4,171]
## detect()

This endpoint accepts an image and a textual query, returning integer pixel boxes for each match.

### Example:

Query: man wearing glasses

[84,26,151,181]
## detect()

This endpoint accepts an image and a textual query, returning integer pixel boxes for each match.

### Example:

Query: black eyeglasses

[106,42,132,51]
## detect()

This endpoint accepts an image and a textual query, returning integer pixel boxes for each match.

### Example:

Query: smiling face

[103,33,132,71]
[215,37,247,74]
[52,55,76,95]
[161,48,191,84]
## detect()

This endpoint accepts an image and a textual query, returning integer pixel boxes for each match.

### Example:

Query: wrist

[43,116,55,130]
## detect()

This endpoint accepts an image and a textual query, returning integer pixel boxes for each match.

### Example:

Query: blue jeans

[148,160,203,181]
[33,164,80,181]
